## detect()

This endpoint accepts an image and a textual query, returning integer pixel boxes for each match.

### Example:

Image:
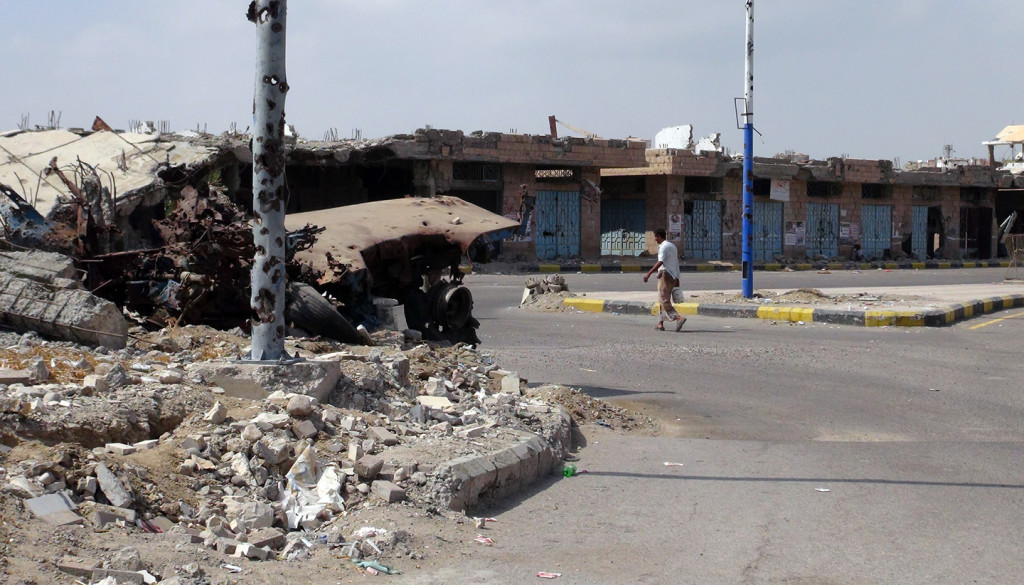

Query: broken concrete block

[457,425,486,439]
[204,401,228,424]
[416,395,453,409]
[185,360,341,402]
[286,394,315,417]
[224,498,274,532]
[3,475,38,498]
[26,492,82,525]
[77,476,97,495]
[133,439,159,451]
[105,364,131,389]
[148,516,175,533]
[92,504,138,527]
[252,412,291,431]
[501,373,521,395]
[0,369,32,385]
[367,426,399,446]
[109,547,144,571]
[216,538,241,555]
[408,404,426,424]
[354,455,384,480]
[57,555,101,577]
[105,443,136,456]
[156,369,184,384]
[94,463,133,508]
[348,441,364,462]
[423,377,447,396]
[180,436,204,451]
[26,358,48,382]
[370,480,406,503]
[255,437,292,466]
[235,542,269,561]
[248,527,285,550]
[292,419,318,440]
[92,569,146,585]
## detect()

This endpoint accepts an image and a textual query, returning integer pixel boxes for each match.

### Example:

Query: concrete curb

[465,259,1012,275]
[434,405,573,512]
[563,294,1024,328]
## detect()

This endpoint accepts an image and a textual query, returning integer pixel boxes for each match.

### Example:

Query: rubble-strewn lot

[0,326,656,584]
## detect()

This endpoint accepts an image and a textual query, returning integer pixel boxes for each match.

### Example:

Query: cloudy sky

[2,1,1021,163]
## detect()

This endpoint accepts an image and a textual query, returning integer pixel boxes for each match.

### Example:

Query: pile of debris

[0,323,589,582]
[519,274,575,312]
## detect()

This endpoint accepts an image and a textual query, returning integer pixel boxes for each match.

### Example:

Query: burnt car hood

[286,196,518,300]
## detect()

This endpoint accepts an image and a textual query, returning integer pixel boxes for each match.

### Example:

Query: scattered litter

[537,572,562,579]
[354,560,399,575]
[220,564,243,573]
[580,368,596,372]
[595,421,612,429]
[474,535,494,545]
[663,462,684,467]
[815,488,831,493]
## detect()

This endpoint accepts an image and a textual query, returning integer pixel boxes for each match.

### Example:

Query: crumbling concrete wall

[0,273,128,349]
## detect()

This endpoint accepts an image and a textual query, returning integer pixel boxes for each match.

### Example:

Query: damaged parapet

[0,250,128,348]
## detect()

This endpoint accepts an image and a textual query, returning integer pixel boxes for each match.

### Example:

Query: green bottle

[562,464,578,477]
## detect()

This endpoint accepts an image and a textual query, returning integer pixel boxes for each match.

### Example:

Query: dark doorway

[959,206,992,259]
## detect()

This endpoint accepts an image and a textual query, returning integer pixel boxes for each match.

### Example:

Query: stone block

[457,425,486,439]
[133,439,159,451]
[94,463,133,508]
[91,569,145,585]
[354,455,384,480]
[93,504,137,527]
[367,426,399,446]
[104,442,136,456]
[57,555,101,577]
[292,419,319,440]
[500,373,522,395]
[26,492,82,525]
[416,395,452,409]
[184,360,341,402]
[370,480,406,503]
[248,527,285,550]
[235,542,269,561]
[0,369,32,385]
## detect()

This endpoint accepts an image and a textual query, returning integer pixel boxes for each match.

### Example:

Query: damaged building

[601,125,1024,263]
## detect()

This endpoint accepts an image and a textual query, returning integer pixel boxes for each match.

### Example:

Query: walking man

[643,228,685,331]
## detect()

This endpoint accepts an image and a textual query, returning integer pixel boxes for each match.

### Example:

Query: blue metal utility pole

[741,0,755,298]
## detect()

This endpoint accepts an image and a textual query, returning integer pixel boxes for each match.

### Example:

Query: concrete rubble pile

[0,324,576,582]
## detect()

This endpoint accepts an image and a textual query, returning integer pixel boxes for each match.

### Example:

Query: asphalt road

[404,268,1024,584]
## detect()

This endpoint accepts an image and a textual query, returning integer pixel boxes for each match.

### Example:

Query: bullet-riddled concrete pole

[247,0,290,360]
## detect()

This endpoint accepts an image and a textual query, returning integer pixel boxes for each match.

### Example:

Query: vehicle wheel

[285,282,364,345]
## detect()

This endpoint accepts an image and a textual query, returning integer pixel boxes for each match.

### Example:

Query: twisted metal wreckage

[0,132,518,348]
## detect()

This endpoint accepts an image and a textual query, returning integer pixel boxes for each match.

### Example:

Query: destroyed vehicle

[286,196,518,345]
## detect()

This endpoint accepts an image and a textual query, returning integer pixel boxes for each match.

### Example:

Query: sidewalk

[472,257,1013,275]
[562,282,1024,327]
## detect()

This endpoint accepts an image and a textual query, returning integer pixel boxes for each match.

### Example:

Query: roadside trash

[474,517,486,529]
[354,560,399,575]
[537,572,562,579]
[815,487,831,493]
[474,535,494,545]
[595,421,612,428]
[562,464,578,477]
[220,564,243,573]
[663,462,684,467]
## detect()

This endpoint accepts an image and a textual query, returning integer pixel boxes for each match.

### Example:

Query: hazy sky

[3,1,1021,163]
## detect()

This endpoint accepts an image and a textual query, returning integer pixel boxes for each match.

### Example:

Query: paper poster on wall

[848,222,860,243]
[668,213,683,240]
[770,179,791,201]
[785,221,805,246]
[840,222,851,245]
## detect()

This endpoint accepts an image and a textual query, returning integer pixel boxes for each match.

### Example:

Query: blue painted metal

[684,200,722,260]
[600,199,646,256]
[860,204,892,260]
[753,201,783,262]
[535,190,580,260]
[741,0,755,297]
[911,205,928,260]
[806,202,839,258]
